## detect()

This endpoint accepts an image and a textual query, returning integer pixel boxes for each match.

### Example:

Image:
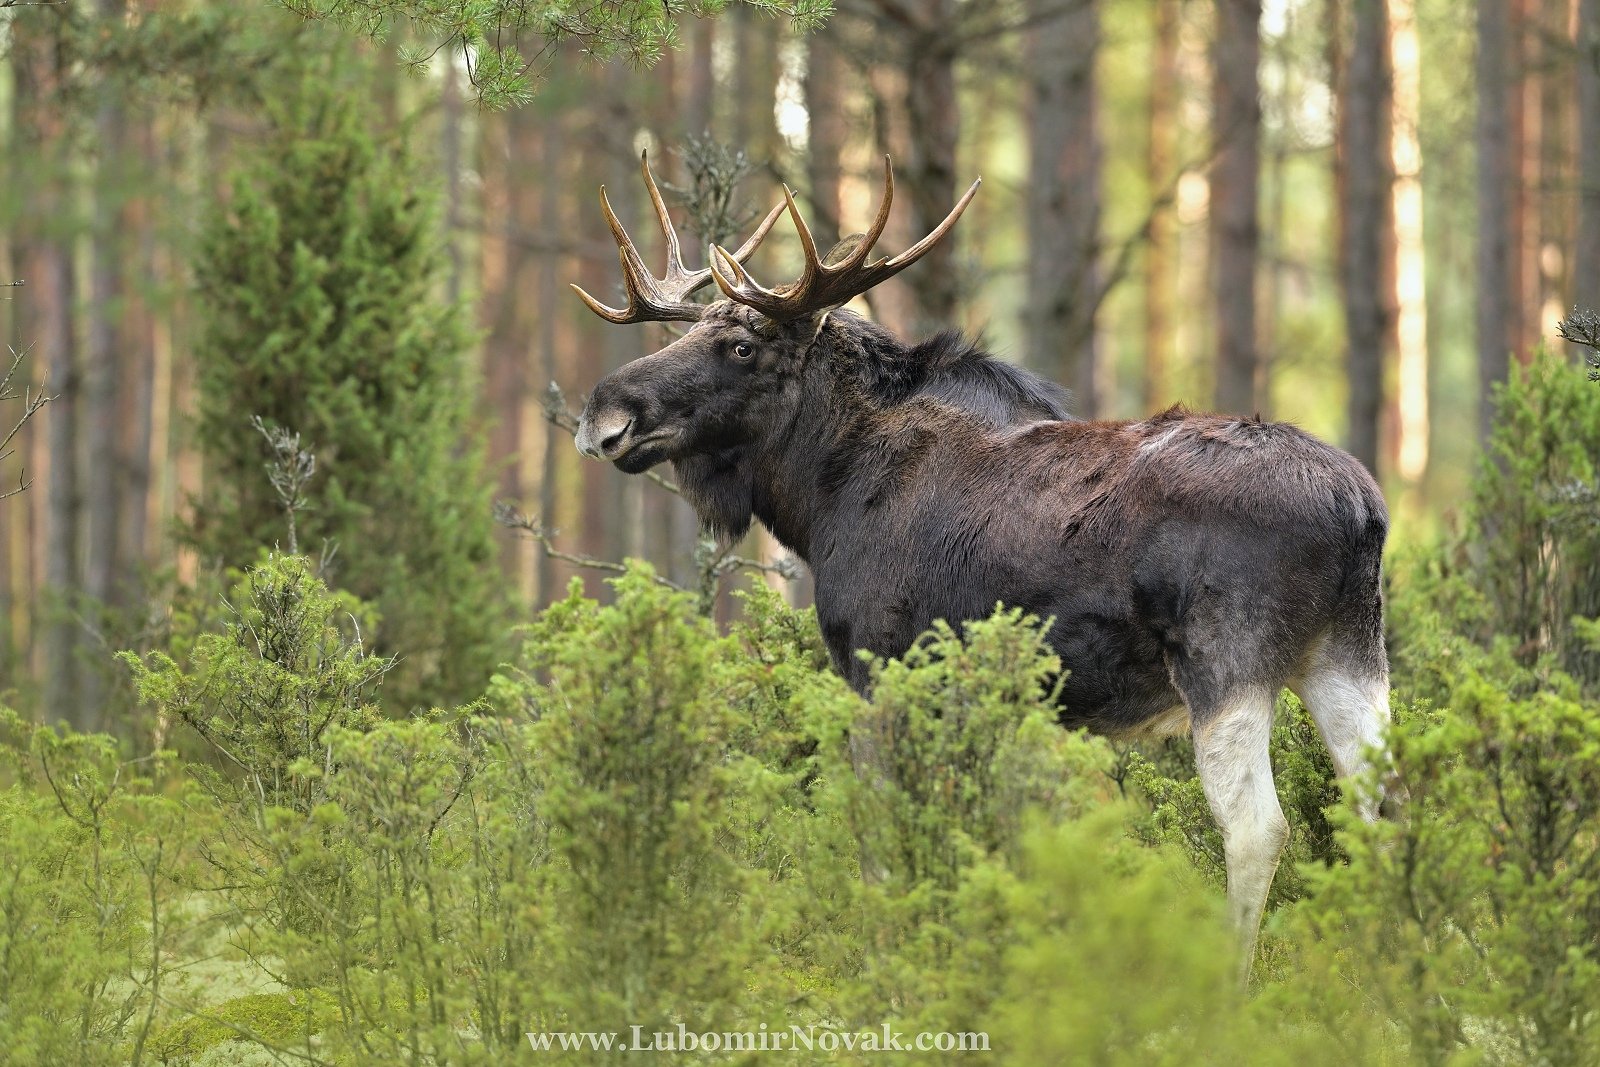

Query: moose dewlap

[569,152,1395,976]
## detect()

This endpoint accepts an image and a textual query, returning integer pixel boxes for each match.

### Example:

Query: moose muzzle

[574,409,635,461]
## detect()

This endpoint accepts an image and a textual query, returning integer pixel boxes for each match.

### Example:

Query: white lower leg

[1192,690,1289,977]
[1294,659,1392,821]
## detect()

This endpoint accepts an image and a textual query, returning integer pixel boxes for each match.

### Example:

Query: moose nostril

[600,419,633,455]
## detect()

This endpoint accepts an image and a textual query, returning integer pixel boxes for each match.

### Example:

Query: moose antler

[707,157,981,323]
[571,150,786,324]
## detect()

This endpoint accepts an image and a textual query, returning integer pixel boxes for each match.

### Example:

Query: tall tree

[191,85,506,711]
[81,0,128,721]
[1211,0,1262,415]
[1026,0,1102,413]
[1389,0,1428,483]
[902,0,962,331]
[13,11,87,726]
[1338,0,1393,476]
[839,0,964,333]
[1477,0,1514,441]
[1578,0,1600,309]
[804,21,846,246]
[1145,0,1180,413]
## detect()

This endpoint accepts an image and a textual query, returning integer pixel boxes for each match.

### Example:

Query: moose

[571,154,1395,971]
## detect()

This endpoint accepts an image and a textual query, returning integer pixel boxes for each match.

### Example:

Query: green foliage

[146,990,339,1065]
[0,709,203,1067]
[4,510,1599,1066]
[1294,681,1600,1065]
[121,555,387,816]
[277,0,834,108]
[190,82,506,711]
[1468,349,1600,689]
[980,814,1391,1067]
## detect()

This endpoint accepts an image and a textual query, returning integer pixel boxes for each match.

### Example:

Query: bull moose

[571,154,1395,970]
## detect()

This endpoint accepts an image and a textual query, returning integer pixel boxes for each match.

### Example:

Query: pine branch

[1557,308,1600,381]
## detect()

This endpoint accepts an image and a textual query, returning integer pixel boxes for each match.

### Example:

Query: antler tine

[639,150,688,279]
[707,156,982,323]
[574,154,790,324]
[881,177,982,270]
[840,155,896,272]
[782,185,822,292]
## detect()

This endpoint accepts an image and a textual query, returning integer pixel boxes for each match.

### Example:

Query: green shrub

[122,554,385,817]
[190,81,505,712]
[1467,349,1600,690]
[1294,679,1600,1065]
[0,708,203,1067]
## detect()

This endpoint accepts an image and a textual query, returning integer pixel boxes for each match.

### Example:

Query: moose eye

[731,341,754,362]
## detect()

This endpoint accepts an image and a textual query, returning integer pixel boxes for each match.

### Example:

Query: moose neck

[745,359,850,560]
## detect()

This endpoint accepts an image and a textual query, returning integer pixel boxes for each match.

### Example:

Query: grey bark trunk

[805,23,845,247]
[1575,0,1600,312]
[1026,0,1102,415]
[1211,0,1263,415]
[1339,0,1392,476]
[1145,0,1179,413]
[1476,0,1513,440]
[902,0,962,333]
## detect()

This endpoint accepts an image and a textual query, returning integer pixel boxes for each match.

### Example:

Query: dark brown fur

[577,304,1387,736]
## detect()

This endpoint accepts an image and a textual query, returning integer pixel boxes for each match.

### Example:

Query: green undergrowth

[1,354,1597,1065]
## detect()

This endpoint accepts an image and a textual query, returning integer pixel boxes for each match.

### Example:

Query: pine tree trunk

[442,52,465,306]
[1212,0,1263,415]
[865,61,918,335]
[536,120,565,605]
[1577,0,1600,308]
[1477,0,1514,440]
[15,15,85,726]
[902,0,962,333]
[805,23,845,246]
[1389,0,1430,483]
[1145,0,1179,412]
[1026,0,1102,414]
[117,113,156,589]
[1340,0,1393,476]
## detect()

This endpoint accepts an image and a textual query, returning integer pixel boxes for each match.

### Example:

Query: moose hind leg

[1291,638,1392,821]
[1190,687,1288,979]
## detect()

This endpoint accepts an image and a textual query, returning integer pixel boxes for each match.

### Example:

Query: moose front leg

[1190,687,1289,983]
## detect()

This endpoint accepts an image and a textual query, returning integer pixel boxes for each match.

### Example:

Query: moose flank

[571,154,1396,973]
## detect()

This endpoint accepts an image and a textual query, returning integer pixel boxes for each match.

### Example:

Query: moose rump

[806,403,1391,970]
[818,405,1388,733]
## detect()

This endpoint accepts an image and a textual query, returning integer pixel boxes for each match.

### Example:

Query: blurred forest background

[1,0,1597,727]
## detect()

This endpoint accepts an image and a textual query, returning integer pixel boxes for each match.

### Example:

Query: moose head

[574,154,985,471]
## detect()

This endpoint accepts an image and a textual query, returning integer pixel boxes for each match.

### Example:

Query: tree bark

[1339,0,1393,476]
[1145,0,1179,413]
[1577,0,1600,310]
[1026,0,1102,414]
[1389,0,1429,483]
[902,0,963,333]
[1211,0,1263,415]
[805,22,846,247]
[83,4,126,713]
[15,13,85,726]
[687,19,716,139]
[1477,0,1514,440]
